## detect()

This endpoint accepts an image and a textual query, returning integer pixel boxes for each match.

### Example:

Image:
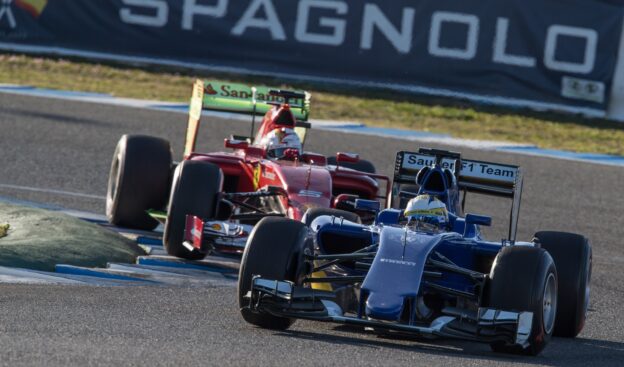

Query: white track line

[2,85,623,167]
[0,183,105,200]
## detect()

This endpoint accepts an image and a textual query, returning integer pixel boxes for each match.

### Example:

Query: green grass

[0,202,145,271]
[2,54,624,155]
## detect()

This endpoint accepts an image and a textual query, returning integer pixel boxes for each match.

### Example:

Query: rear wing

[185,79,311,156]
[198,80,310,120]
[393,149,523,242]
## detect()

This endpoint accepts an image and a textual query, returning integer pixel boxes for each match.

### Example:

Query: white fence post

[608,17,624,122]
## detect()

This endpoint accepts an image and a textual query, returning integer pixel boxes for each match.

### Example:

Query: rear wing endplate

[185,80,205,157]
[393,150,523,242]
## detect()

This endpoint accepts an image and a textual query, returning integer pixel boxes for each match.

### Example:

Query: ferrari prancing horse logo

[253,165,261,190]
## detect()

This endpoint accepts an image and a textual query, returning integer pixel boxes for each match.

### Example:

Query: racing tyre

[106,134,172,230]
[534,231,592,338]
[327,156,376,173]
[163,160,222,260]
[486,246,557,356]
[302,208,361,227]
[238,217,312,330]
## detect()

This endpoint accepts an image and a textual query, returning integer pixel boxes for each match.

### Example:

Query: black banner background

[1,0,623,111]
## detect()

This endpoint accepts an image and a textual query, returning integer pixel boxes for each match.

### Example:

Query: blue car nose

[362,227,446,321]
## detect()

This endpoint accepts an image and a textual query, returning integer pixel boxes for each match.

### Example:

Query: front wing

[244,277,533,347]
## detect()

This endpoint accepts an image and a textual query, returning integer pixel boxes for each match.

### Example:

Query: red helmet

[260,128,302,159]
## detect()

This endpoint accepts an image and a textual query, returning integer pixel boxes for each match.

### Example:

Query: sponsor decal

[253,165,261,190]
[380,258,417,267]
[459,160,517,183]
[262,170,276,180]
[561,76,605,104]
[219,82,300,104]
[401,153,517,184]
[15,0,46,17]
[403,154,457,171]
[204,83,218,96]
[201,80,304,105]
[0,0,17,28]
[298,190,322,198]
[0,0,47,29]
[118,0,602,76]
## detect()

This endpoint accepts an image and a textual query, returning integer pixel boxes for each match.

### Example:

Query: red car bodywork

[180,85,389,254]
[186,104,385,220]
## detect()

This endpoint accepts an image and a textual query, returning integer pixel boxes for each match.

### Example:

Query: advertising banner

[1,0,622,113]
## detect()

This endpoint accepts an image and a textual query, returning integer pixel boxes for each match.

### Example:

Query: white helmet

[404,194,449,232]
[261,128,302,159]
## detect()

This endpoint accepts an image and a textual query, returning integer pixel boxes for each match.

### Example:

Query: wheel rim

[583,253,592,317]
[543,272,557,335]
[106,154,120,214]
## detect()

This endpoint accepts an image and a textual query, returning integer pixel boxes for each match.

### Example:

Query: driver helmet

[261,128,302,159]
[404,194,449,232]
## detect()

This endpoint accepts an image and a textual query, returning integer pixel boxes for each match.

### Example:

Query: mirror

[300,152,326,166]
[355,199,381,213]
[465,213,492,227]
[224,138,249,150]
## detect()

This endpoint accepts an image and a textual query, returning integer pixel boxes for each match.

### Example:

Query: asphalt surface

[0,93,623,366]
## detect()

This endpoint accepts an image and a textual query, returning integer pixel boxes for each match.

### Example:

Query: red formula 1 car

[106,80,389,259]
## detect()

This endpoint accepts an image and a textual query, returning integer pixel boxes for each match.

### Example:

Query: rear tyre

[106,134,172,230]
[327,156,376,174]
[163,160,222,260]
[390,184,419,209]
[486,246,557,356]
[238,217,311,330]
[534,231,592,338]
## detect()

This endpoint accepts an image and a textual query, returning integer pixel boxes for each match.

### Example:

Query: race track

[0,93,623,366]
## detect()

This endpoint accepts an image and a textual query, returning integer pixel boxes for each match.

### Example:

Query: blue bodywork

[244,151,540,352]
[363,228,456,320]
[311,162,508,322]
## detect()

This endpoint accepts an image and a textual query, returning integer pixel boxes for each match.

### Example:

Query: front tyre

[163,160,222,260]
[486,246,557,356]
[106,134,172,230]
[535,231,592,337]
[238,217,311,330]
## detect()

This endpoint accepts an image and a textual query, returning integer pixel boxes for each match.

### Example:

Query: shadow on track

[273,326,624,367]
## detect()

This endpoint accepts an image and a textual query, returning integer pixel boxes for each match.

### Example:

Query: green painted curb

[0,202,146,271]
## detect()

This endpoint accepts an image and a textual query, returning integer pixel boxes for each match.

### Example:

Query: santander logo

[204,83,218,95]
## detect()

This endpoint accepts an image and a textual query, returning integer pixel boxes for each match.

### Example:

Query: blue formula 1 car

[237,148,592,356]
